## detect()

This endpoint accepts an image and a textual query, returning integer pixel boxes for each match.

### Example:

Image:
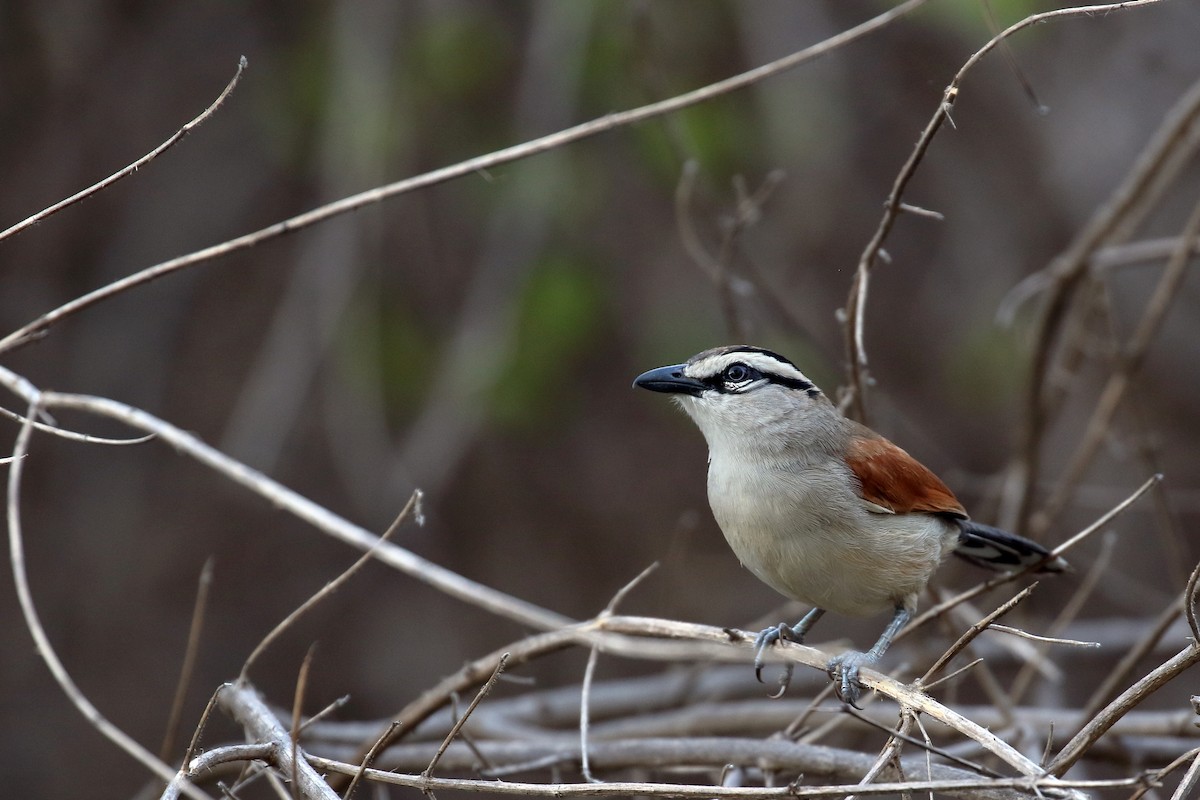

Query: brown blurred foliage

[1,1,1198,797]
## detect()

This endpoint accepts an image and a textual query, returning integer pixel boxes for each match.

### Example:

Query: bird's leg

[827,605,910,708]
[753,607,826,696]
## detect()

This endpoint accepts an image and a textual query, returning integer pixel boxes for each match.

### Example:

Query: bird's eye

[723,363,750,383]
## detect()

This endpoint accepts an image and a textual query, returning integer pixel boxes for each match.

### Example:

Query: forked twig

[842,0,1171,421]
[921,585,1037,686]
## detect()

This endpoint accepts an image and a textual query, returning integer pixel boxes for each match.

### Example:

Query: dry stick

[299,696,351,736]
[355,612,1046,780]
[181,687,227,782]
[0,403,155,445]
[1168,747,1200,800]
[1186,555,1200,644]
[1046,642,1200,776]
[920,585,1037,687]
[424,655,509,779]
[341,721,400,800]
[580,564,660,783]
[239,490,423,680]
[1031,192,1200,535]
[997,236,1200,326]
[841,0,1170,421]
[1016,74,1200,530]
[206,683,339,800]
[161,558,216,763]
[34,391,569,632]
[0,58,247,244]
[0,0,929,357]
[987,626,1098,649]
[308,755,1142,799]
[291,645,319,799]
[342,629,743,788]
[593,615,1044,779]
[1053,558,1198,774]
[923,658,985,693]
[6,403,212,800]
[1125,747,1200,800]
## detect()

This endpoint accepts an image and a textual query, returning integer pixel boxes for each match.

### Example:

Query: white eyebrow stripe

[683,350,818,394]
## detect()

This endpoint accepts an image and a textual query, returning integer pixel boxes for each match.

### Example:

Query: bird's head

[633,345,836,455]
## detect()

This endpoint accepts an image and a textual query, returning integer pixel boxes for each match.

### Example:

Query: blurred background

[1,1,1198,796]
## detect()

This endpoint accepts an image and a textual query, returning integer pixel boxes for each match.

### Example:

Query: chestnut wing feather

[845,427,967,518]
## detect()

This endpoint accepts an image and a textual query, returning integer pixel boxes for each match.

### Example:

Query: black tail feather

[953,520,1068,574]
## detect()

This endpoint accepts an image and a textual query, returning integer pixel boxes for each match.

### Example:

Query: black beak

[633,364,706,397]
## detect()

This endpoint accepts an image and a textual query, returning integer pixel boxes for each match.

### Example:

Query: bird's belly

[708,467,956,617]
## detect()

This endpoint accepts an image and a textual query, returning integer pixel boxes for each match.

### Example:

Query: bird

[633,344,1066,705]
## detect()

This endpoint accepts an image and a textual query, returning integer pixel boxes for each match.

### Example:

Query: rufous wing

[845,425,967,518]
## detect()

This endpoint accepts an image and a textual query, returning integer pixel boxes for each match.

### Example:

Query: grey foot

[753,623,800,697]
[827,650,876,708]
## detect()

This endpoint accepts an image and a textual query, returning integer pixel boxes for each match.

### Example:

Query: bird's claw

[754,623,799,695]
[827,650,874,708]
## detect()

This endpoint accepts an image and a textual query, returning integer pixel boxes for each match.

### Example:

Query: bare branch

[0,0,930,356]
[0,57,247,244]
[1047,643,1200,775]
[843,0,1172,421]
[36,391,571,632]
[7,401,211,800]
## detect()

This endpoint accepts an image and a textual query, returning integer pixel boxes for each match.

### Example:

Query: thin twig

[0,403,156,445]
[1169,747,1200,800]
[182,687,227,780]
[987,626,1099,648]
[341,721,399,800]
[291,645,318,799]
[240,490,423,680]
[921,585,1037,686]
[0,57,247,244]
[424,654,509,778]
[161,558,216,763]
[1009,533,1117,704]
[581,564,661,782]
[0,0,931,356]
[580,646,602,783]
[1015,74,1200,530]
[842,0,1169,420]
[7,401,211,800]
[1047,643,1200,775]
[1186,557,1200,643]
[35,391,570,633]
[922,658,984,692]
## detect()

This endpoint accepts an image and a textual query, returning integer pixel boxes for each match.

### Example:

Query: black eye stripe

[697,366,817,395]
[771,374,816,394]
